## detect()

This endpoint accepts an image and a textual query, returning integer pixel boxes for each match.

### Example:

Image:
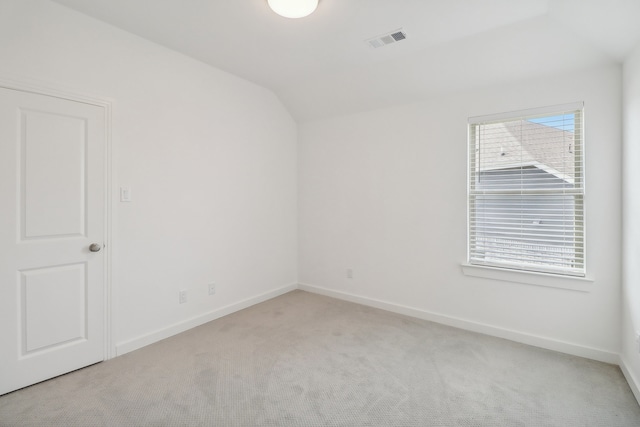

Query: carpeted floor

[1,290,639,426]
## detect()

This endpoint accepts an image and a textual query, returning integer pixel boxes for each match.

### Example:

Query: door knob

[89,243,102,252]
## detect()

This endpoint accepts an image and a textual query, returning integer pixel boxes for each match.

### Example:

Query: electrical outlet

[179,290,187,304]
[636,332,640,354]
[346,268,353,279]
[208,283,216,295]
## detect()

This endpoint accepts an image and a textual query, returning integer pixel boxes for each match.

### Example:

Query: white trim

[469,101,585,124]
[115,283,298,356]
[461,263,593,292]
[619,355,640,405]
[0,77,115,360]
[0,75,113,110]
[298,282,618,364]
[480,161,575,185]
[480,160,570,175]
[533,161,574,184]
[103,99,115,360]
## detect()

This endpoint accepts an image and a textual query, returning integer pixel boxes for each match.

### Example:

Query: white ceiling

[51,0,640,121]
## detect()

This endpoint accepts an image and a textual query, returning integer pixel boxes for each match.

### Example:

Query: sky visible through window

[527,114,575,132]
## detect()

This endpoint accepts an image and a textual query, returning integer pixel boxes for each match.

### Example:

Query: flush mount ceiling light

[267,0,318,18]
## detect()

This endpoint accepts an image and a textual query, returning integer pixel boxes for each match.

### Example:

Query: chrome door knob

[89,243,102,252]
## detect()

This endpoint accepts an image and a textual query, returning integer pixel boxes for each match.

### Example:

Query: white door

[0,87,106,395]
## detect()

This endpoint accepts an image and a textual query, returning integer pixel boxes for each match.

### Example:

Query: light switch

[120,186,132,202]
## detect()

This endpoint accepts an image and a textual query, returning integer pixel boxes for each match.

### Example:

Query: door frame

[0,76,114,360]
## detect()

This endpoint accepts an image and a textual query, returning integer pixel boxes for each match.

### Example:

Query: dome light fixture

[267,0,318,19]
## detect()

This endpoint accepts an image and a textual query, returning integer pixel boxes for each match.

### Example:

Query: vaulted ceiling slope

[51,0,640,121]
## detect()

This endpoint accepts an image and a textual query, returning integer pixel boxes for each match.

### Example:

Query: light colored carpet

[1,290,639,426]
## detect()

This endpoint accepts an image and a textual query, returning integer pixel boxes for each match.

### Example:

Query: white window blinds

[468,103,585,276]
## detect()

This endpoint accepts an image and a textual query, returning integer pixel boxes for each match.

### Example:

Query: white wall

[299,64,622,362]
[0,0,629,375]
[622,43,640,400]
[0,0,297,354]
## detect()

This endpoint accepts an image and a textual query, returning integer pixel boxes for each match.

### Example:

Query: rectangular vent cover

[367,29,407,49]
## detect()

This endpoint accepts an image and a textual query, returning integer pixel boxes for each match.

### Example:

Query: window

[468,103,584,277]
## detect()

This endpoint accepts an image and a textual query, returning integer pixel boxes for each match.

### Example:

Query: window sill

[461,264,594,292]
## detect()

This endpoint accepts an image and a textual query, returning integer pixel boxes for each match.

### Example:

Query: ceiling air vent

[366,29,407,49]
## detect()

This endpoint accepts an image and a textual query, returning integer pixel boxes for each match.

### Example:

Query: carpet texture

[1,290,639,426]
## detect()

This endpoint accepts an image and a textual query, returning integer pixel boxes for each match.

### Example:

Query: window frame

[467,102,586,278]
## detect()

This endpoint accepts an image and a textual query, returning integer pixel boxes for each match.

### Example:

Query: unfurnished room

[1,0,640,426]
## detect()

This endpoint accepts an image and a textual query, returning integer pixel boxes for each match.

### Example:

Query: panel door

[0,87,105,395]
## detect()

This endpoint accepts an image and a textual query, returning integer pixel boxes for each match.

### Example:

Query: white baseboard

[619,355,640,405]
[115,281,620,366]
[116,283,297,356]
[298,283,619,365]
